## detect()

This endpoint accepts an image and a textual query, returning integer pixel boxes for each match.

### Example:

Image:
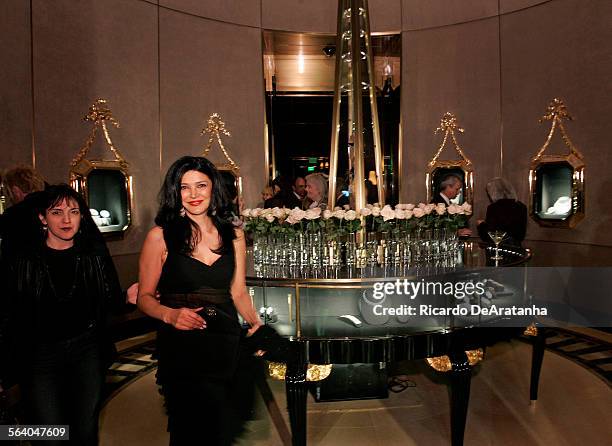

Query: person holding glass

[137,156,262,445]
[477,177,527,247]
[0,184,124,445]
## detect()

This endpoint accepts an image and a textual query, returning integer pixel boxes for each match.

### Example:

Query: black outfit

[0,238,124,445]
[0,191,44,260]
[264,190,302,209]
[156,246,242,446]
[477,199,528,246]
[430,193,450,205]
[284,191,304,210]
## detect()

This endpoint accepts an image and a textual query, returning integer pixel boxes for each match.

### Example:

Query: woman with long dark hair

[137,156,261,445]
[0,184,124,445]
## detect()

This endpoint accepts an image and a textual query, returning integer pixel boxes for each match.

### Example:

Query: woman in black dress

[137,156,261,445]
[0,184,124,445]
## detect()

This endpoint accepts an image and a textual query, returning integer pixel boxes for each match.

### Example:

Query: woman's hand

[163,307,207,330]
[246,319,263,337]
[127,282,139,305]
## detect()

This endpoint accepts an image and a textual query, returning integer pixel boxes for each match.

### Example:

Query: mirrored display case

[69,99,133,235]
[529,99,585,228]
[426,113,474,205]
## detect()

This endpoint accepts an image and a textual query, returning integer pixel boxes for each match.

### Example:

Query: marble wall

[1,0,610,285]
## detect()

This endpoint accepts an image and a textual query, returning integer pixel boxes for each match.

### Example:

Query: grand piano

[246,241,541,446]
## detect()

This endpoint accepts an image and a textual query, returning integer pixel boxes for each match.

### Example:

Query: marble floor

[100,338,612,446]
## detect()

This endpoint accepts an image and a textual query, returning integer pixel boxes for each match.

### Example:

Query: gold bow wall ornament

[201,113,239,172]
[71,99,129,169]
[532,98,584,162]
[428,112,473,168]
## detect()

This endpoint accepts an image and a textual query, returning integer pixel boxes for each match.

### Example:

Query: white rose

[395,209,406,219]
[272,207,284,218]
[380,206,395,221]
[413,208,425,218]
[332,209,345,219]
[265,214,275,223]
[334,206,342,211]
[447,204,459,215]
[360,207,372,217]
[405,203,415,210]
[435,204,446,215]
[290,208,305,221]
[461,202,473,215]
[323,210,333,219]
[345,210,357,221]
[251,208,262,217]
[242,208,252,217]
[343,204,350,210]
[418,202,427,209]
[371,206,381,217]
[404,210,413,219]
[305,208,321,220]
[395,204,403,210]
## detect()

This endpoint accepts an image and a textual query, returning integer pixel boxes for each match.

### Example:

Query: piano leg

[285,344,308,446]
[449,351,472,446]
[530,329,546,401]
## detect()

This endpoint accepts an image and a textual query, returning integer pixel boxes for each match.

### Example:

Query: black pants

[21,329,105,446]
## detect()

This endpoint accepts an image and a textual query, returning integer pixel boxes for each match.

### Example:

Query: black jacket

[477,199,528,246]
[0,241,124,384]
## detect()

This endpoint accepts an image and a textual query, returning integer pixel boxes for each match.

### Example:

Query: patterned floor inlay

[103,341,158,404]
[522,327,612,387]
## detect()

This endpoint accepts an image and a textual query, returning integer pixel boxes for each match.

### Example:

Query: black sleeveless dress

[156,249,242,445]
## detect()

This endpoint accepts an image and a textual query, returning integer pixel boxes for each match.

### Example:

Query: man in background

[0,166,46,259]
[291,176,307,209]
[431,173,472,237]
[432,173,462,206]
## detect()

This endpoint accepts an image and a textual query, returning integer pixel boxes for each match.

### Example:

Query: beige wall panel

[0,0,33,169]
[160,10,265,209]
[262,0,336,33]
[160,0,260,27]
[400,18,501,225]
[369,0,402,32]
[402,0,498,30]
[500,0,612,246]
[32,0,160,256]
[500,0,549,14]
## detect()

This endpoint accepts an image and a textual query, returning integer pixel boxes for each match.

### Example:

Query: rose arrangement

[242,202,472,236]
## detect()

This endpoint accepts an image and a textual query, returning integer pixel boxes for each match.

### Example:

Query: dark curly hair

[155,156,235,255]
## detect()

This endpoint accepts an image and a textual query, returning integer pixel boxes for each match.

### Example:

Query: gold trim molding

[524,323,538,337]
[426,348,484,372]
[201,113,239,174]
[268,362,333,382]
[71,99,129,169]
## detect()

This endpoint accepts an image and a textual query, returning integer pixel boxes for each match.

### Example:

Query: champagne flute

[487,230,507,260]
